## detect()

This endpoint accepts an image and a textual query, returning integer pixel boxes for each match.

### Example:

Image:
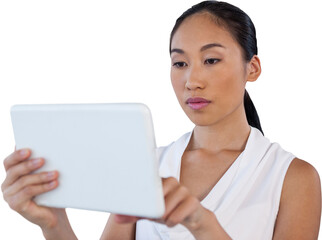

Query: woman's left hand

[115,177,213,232]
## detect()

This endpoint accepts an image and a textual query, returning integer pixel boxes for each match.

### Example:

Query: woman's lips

[186,97,211,110]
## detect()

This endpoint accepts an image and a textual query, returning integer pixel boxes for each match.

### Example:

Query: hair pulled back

[170,0,264,135]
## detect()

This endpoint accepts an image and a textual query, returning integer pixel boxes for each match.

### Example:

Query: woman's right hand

[1,148,76,239]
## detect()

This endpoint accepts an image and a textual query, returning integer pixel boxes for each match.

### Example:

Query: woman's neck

[188,105,251,154]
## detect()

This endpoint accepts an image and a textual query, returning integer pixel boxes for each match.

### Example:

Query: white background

[0,0,321,239]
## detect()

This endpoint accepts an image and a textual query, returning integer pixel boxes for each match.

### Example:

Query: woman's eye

[204,58,220,65]
[173,62,187,68]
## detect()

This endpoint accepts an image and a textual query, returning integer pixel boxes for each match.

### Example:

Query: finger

[3,149,31,171]
[162,177,180,196]
[114,214,141,224]
[2,158,45,190]
[150,218,166,225]
[4,171,58,197]
[162,185,190,220]
[6,180,58,213]
[165,196,199,228]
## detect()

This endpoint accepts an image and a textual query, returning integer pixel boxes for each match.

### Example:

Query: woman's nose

[185,66,206,90]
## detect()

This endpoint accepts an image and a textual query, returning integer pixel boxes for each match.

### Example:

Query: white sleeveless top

[136,127,295,240]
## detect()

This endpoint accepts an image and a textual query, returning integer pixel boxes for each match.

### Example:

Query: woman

[2,1,321,239]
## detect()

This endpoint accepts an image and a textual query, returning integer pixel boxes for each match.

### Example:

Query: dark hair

[169,0,264,135]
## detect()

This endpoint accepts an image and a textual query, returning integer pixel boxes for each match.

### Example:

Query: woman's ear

[247,55,261,82]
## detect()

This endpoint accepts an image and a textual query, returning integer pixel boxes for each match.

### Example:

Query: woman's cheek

[171,75,186,98]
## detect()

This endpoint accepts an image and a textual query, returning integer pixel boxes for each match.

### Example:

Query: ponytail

[244,90,264,135]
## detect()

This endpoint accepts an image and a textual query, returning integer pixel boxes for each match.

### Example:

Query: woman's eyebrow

[170,43,225,55]
[170,48,185,55]
[200,43,225,51]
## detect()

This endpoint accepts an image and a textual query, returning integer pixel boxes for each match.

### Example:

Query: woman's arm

[273,158,321,239]
[100,214,136,240]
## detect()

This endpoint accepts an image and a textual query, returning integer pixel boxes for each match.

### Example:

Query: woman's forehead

[171,13,237,51]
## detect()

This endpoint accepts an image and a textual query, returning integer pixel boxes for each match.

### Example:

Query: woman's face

[170,12,254,127]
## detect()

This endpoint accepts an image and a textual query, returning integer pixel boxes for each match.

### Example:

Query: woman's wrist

[189,208,231,240]
[42,223,78,240]
[41,210,77,240]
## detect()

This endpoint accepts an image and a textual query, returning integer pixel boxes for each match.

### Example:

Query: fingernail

[47,181,56,189]
[31,158,42,167]
[19,149,29,156]
[47,171,55,179]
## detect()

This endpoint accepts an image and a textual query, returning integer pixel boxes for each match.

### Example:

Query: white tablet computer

[10,103,165,218]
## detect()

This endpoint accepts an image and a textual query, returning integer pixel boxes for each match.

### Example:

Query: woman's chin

[186,115,220,127]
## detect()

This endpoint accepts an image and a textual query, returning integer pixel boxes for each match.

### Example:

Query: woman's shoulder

[287,158,320,179]
[282,158,321,199]
[274,158,321,238]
